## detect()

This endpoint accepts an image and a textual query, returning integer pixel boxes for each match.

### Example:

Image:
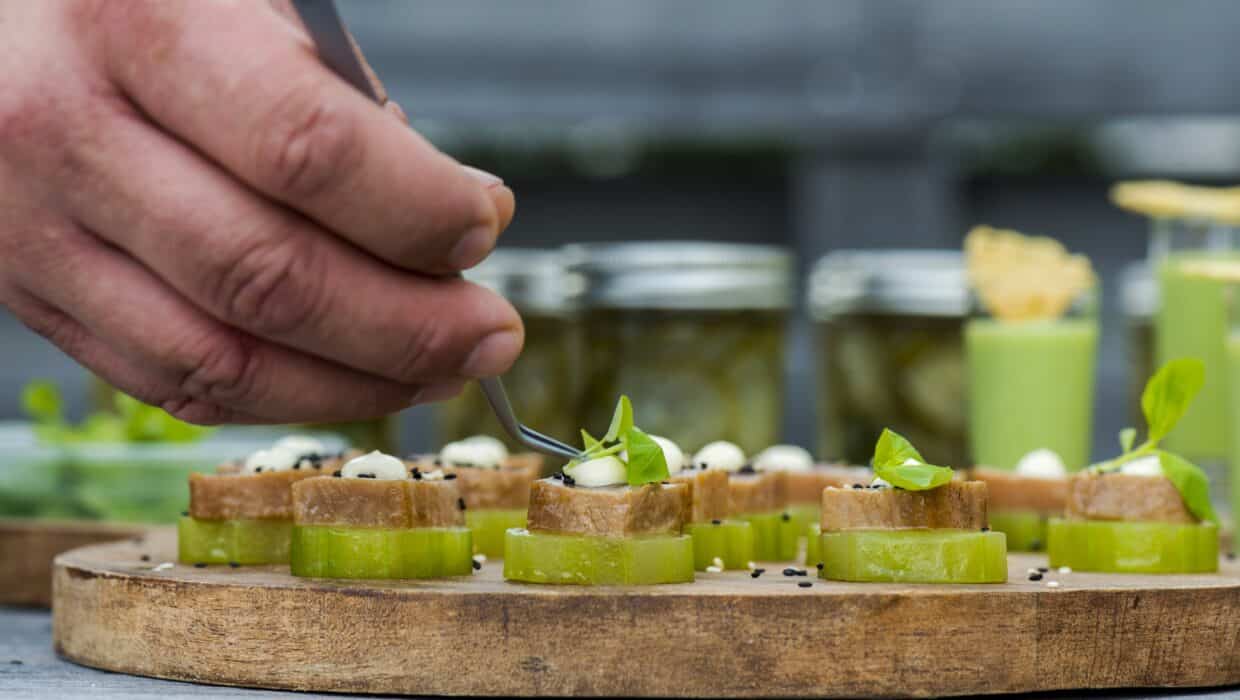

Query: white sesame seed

[705,565,723,573]
[472,554,487,564]
[152,562,174,572]
[746,561,757,570]
[1046,580,1061,588]
[1058,566,1072,574]
[1026,568,1040,575]
[712,557,724,568]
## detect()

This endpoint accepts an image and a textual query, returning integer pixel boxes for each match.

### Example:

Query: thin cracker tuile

[1110,180,1240,224]
[965,225,1095,322]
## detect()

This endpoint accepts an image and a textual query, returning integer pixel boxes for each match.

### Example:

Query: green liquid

[1158,255,1232,460]
[1226,333,1240,531]
[966,318,1098,470]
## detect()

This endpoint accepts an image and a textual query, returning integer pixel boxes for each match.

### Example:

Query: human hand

[0,0,523,424]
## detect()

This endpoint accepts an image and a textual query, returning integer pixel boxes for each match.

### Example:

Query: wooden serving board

[0,518,147,607]
[52,530,1240,699]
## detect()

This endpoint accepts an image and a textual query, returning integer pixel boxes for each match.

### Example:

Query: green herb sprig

[870,428,954,491]
[1090,358,1216,523]
[570,395,669,487]
[22,380,212,444]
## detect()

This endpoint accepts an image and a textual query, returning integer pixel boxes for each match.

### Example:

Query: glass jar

[966,292,1099,471]
[1121,262,1156,427]
[809,250,968,467]
[568,242,791,456]
[1151,219,1240,462]
[435,248,582,451]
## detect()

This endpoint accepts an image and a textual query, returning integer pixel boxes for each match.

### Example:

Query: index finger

[96,0,508,274]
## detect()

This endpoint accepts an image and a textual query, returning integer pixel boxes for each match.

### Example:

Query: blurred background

[5,0,1240,458]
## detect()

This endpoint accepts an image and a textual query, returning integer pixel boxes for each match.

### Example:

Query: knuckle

[175,332,266,408]
[210,232,324,336]
[253,82,361,200]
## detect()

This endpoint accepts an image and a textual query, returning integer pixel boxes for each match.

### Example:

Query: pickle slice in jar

[290,525,473,579]
[465,508,528,558]
[989,510,1049,552]
[819,529,1007,583]
[503,529,694,585]
[177,516,292,565]
[685,520,754,570]
[1047,518,1218,574]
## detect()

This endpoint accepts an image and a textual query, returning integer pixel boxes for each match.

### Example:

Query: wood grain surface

[0,519,146,607]
[52,529,1240,698]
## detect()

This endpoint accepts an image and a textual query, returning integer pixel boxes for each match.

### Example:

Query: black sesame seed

[1037,566,1049,573]
[412,470,423,480]
[562,473,576,486]
[444,473,457,480]
[1029,540,1043,551]
[255,467,263,473]
[193,563,207,568]
[711,519,722,525]
[433,458,443,466]
[358,473,376,479]
[782,568,798,577]
[798,581,813,588]
[1028,572,1043,581]
[139,554,150,562]
[551,472,563,480]
[738,464,756,474]
[816,562,824,570]
[780,512,791,522]
[1227,552,1236,561]
[981,526,990,532]
[228,562,240,568]
[293,462,301,470]
[457,498,467,511]
[699,462,709,470]
[180,511,188,517]
[332,470,342,477]
[750,568,765,578]
[472,559,482,571]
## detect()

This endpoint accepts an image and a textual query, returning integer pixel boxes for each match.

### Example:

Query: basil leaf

[581,429,602,451]
[602,395,634,445]
[622,426,669,487]
[1142,358,1205,445]
[1118,427,1136,453]
[1156,451,1218,524]
[22,381,63,425]
[873,461,955,491]
[871,428,925,469]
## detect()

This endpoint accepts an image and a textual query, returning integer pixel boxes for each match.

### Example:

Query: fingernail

[410,381,465,406]
[450,225,496,270]
[462,330,522,378]
[462,165,503,188]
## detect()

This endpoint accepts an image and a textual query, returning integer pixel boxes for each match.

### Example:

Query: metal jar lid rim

[809,249,967,318]
[565,241,793,310]
[464,248,577,314]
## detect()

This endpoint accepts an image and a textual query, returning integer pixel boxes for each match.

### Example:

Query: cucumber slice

[805,523,822,568]
[777,504,819,561]
[290,525,473,579]
[685,520,754,570]
[465,508,527,558]
[989,510,1048,552]
[739,511,787,561]
[177,516,293,565]
[503,528,694,585]
[1047,518,1218,574]
[819,529,1007,583]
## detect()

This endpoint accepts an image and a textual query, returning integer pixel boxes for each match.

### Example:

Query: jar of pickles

[567,242,792,455]
[809,250,968,466]
[435,248,582,450]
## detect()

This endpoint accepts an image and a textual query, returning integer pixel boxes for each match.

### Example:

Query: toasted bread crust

[820,481,989,531]
[291,476,465,529]
[526,478,688,537]
[189,462,340,520]
[968,467,1068,514]
[1064,472,1194,524]
[784,465,872,504]
[728,471,786,515]
[669,468,730,522]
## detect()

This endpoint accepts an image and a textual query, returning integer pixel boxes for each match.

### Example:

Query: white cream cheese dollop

[1119,455,1163,477]
[753,444,814,473]
[692,441,747,472]
[243,447,301,473]
[440,435,507,468]
[1015,449,1068,479]
[342,451,408,480]
[272,435,327,457]
[564,456,627,487]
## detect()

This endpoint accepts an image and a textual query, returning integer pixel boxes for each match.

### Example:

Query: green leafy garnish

[21,379,212,445]
[870,428,954,491]
[1093,358,1216,523]
[570,395,668,486]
